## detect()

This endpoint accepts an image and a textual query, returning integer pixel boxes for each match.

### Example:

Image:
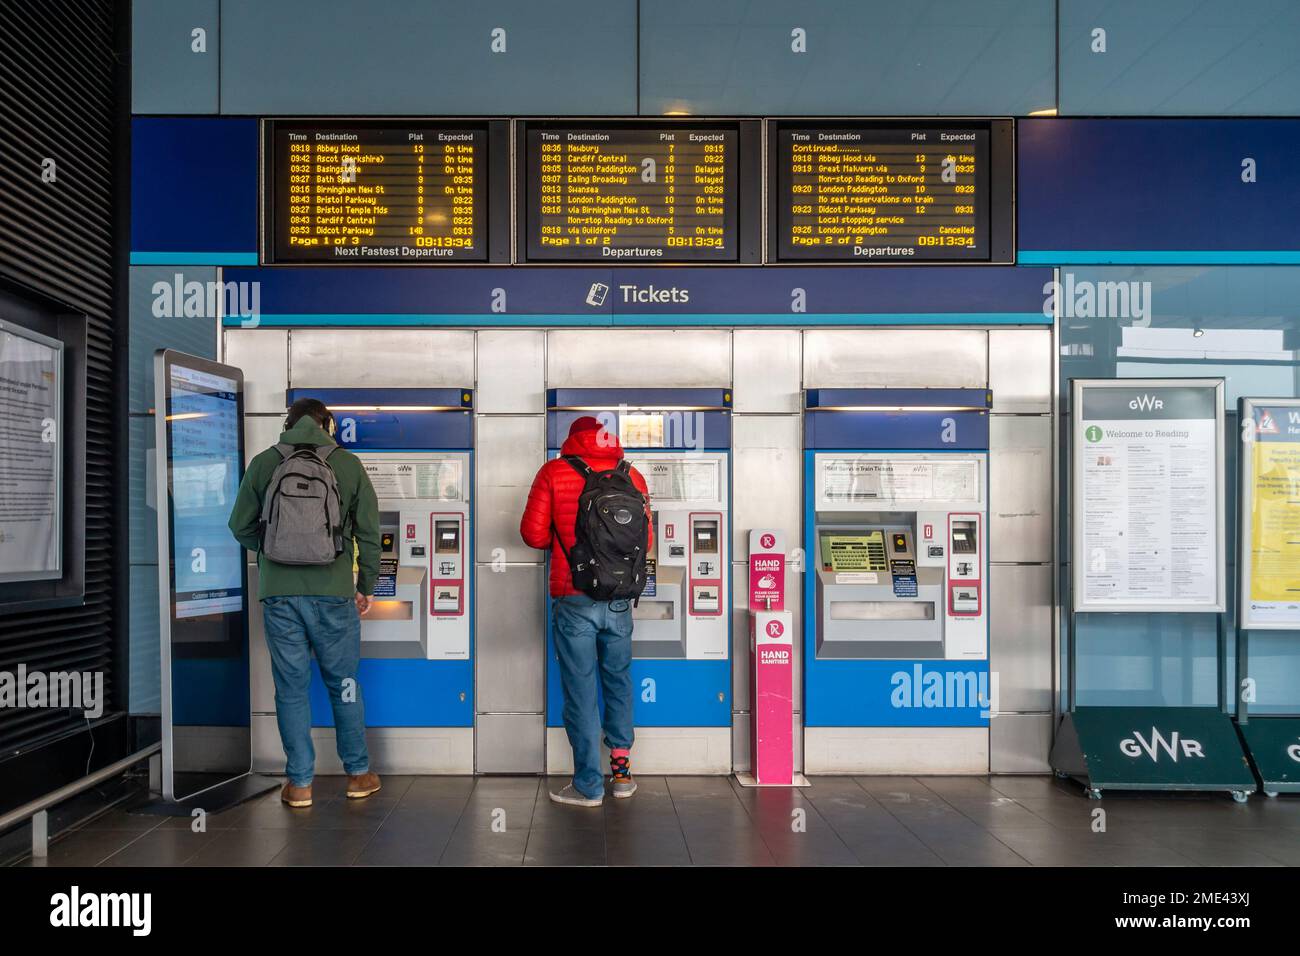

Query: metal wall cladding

[223,329,288,414]
[1059,0,1300,116]
[218,0,637,115]
[640,0,1055,116]
[731,415,803,558]
[476,713,546,773]
[474,564,547,715]
[476,330,546,414]
[803,329,988,388]
[732,330,802,414]
[989,415,1053,564]
[990,713,1053,773]
[989,329,1052,413]
[132,0,219,113]
[474,416,546,564]
[289,329,475,389]
[989,563,1054,714]
[546,329,732,388]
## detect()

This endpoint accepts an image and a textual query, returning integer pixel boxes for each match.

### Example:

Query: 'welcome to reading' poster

[1074,382,1222,612]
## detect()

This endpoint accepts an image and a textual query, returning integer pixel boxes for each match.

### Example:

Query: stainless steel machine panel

[732,329,801,413]
[474,563,546,714]
[474,415,546,565]
[546,329,731,387]
[476,329,545,414]
[289,329,474,387]
[803,329,988,388]
[222,329,288,413]
[989,329,1052,413]
[989,563,1053,713]
[732,414,802,558]
[989,415,1053,564]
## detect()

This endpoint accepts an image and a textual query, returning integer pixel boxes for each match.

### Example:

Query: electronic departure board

[520,121,760,263]
[770,121,1014,264]
[264,120,507,264]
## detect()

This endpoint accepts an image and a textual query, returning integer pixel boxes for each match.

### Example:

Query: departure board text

[774,125,989,262]
[268,122,486,263]
[524,126,738,262]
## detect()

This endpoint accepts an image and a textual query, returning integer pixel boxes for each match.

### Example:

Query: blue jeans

[552,596,635,799]
[261,595,369,787]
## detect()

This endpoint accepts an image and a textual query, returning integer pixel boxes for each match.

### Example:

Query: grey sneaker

[549,783,603,807]
[610,752,637,798]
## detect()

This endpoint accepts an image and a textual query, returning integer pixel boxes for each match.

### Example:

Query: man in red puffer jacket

[520,416,652,807]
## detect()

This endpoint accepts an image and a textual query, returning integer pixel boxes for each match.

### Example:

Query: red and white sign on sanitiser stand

[740,529,803,787]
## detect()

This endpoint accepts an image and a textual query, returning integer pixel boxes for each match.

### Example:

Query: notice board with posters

[1239,397,1300,630]
[1071,378,1226,614]
[0,319,62,583]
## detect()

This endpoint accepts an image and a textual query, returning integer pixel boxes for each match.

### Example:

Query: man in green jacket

[228,397,382,808]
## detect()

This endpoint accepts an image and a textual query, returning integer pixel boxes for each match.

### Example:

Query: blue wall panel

[1060,0,1300,116]
[1020,119,1300,263]
[219,0,637,116]
[640,0,1055,116]
[132,0,219,114]
[131,118,258,260]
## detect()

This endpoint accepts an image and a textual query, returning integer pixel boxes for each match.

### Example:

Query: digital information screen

[266,121,487,263]
[523,124,740,262]
[165,363,245,622]
[772,122,1007,263]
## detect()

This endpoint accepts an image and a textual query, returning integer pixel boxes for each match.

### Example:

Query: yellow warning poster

[1244,401,1300,627]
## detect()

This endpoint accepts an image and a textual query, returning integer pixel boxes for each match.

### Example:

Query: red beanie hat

[568,415,604,437]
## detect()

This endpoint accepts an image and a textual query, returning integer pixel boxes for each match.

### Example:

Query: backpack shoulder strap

[561,454,593,478]
[615,459,631,475]
[318,441,340,461]
[272,442,295,460]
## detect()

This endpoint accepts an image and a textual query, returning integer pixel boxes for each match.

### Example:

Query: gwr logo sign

[1119,728,1205,762]
[1128,394,1164,411]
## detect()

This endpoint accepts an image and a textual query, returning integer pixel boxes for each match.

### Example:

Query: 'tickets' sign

[748,529,786,611]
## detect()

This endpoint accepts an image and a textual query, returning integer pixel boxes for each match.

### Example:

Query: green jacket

[228,418,380,599]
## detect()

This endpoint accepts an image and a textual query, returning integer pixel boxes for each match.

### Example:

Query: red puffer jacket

[520,417,652,597]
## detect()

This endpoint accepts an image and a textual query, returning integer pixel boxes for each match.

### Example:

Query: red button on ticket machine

[430,514,464,616]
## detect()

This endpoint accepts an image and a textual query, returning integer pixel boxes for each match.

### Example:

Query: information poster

[363,459,463,502]
[1240,398,1300,629]
[817,456,979,507]
[628,458,719,503]
[1072,379,1225,613]
[0,321,62,582]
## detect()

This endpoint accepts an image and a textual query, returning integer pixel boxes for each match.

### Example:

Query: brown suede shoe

[346,772,382,799]
[281,782,312,808]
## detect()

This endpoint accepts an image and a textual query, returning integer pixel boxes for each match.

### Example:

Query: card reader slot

[830,601,935,622]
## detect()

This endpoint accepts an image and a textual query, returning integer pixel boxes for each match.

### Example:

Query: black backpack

[554,455,648,602]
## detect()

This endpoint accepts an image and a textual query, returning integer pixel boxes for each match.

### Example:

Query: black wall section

[0,0,130,813]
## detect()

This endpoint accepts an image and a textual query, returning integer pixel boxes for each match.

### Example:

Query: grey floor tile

[438,827,528,866]
[81,809,169,832]
[605,825,692,866]
[100,828,217,866]
[354,823,455,866]
[524,827,606,866]
[268,829,375,866]
[186,829,294,866]
[18,828,150,868]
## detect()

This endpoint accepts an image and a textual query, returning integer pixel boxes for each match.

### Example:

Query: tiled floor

[15,774,1300,867]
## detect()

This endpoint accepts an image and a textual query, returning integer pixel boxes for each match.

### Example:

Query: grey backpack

[258,442,346,565]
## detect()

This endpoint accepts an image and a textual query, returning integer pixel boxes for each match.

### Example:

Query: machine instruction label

[818,457,979,507]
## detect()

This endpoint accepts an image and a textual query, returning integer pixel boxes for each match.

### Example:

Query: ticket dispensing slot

[632,509,687,658]
[689,513,723,615]
[430,514,464,616]
[948,514,981,616]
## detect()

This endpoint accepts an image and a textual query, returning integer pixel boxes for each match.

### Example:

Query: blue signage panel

[1019,119,1300,263]
[131,117,259,262]
[805,410,989,450]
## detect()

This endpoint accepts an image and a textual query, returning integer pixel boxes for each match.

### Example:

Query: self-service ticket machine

[251,387,474,774]
[803,388,991,773]
[545,388,732,774]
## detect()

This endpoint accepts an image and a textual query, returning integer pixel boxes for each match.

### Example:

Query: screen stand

[128,772,280,817]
